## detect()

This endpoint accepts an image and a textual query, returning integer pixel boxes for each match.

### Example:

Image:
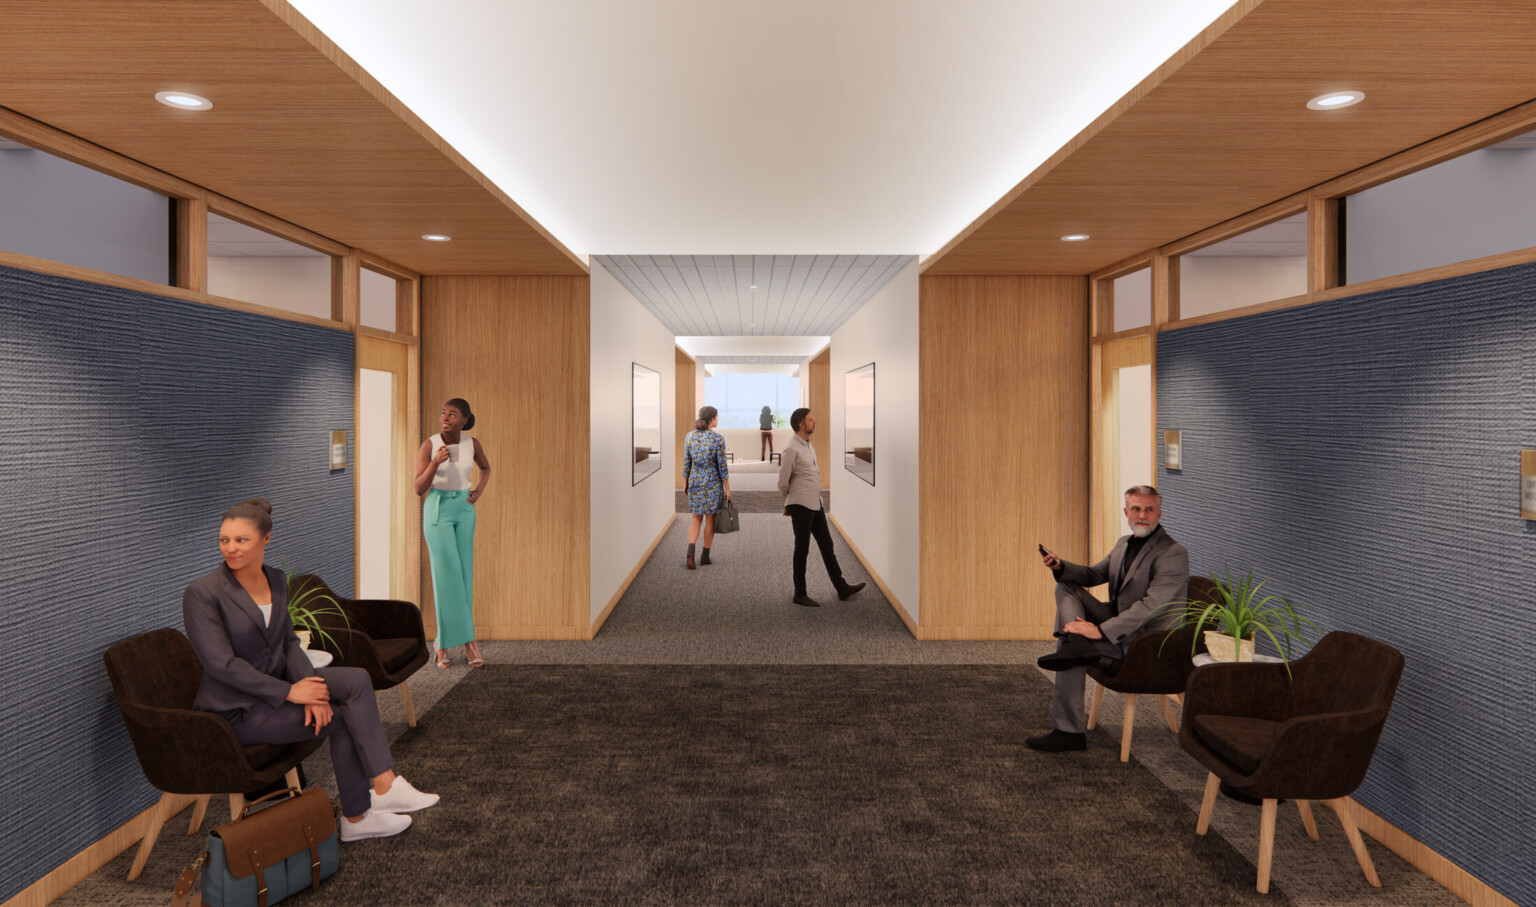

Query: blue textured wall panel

[0,265,354,901]
[1158,262,1536,906]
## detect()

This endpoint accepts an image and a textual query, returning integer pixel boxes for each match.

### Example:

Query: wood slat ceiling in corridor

[0,0,587,276]
[923,0,1536,275]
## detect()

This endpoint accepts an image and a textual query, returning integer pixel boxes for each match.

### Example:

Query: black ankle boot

[686,543,696,570]
[700,548,711,565]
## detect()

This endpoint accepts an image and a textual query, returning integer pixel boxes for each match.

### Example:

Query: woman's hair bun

[238,497,273,514]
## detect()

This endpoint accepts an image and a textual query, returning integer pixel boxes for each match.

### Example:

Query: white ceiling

[284,0,1239,261]
[675,335,828,368]
[597,254,910,335]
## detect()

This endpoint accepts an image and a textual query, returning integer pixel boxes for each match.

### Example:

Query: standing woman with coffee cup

[414,397,490,668]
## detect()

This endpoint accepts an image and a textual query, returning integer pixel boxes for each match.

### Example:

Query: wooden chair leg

[1119,693,1137,762]
[1087,682,1104,730]
[186,795,210,835]
[1158,694,1179,733]
[1257,798,1278,894]
[1326,797,1381,887]
[229,793,245,822]
[1196,772,1219,835]
[399,681,417,727]
[128,792,173,880]
[1296,799,1319,840]
[285,767,302,791]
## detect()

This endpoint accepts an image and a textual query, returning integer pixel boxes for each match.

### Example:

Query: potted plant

[283,569,351,652]
[1162,564,1318,671]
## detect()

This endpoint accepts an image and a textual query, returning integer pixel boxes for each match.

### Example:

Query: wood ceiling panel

[0,0,586,276]
[924,0,1536,275]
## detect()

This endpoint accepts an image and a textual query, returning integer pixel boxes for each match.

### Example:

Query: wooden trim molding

[1306,194,1340,293]
[0,105,200,198]
[827,513,916,639]
[208,195,349,259]
[591,514,675,638]
[1315,95,1536,201]
[0,793,200,907]
[1161,243,1536,334]
[0,248,348,332]
[174,194,208,293]
[1350,800,1518,907]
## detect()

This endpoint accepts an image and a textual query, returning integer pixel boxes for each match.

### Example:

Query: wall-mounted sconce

[330,430,348,471]
[1164,430,1182,471]
[1522,450,1536,519]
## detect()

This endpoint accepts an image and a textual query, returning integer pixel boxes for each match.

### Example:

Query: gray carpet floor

[60,511,1461,905]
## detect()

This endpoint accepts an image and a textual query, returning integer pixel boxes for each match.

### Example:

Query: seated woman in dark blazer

[183,498,440,842]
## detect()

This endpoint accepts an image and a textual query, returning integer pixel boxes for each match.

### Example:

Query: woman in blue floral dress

[682,405,732,569]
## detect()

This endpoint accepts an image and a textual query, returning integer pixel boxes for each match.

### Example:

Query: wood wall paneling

[921,1,1536,276]
[0,2,587,276]
[419,276,590,639]
[675,346,695,490]
[809,348,831,489]
[918,275,1089,638]
[174,195,208,293]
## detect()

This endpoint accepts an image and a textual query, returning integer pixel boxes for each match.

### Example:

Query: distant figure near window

[760,405,775,460]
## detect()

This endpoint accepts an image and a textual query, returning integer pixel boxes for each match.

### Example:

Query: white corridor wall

[590,262,677,624]
[830,258,920,626]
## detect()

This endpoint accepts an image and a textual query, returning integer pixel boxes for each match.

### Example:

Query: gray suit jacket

[1057,525,1189,646]
[183,562,315,719]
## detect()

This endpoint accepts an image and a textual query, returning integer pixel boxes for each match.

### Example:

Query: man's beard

[1130,522,1155,538]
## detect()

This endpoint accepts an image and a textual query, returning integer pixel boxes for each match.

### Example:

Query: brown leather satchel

[171,787,339,907]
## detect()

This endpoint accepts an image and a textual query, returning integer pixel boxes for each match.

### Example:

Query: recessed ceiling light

[155,90,212,111]
[421,234,452,242]
[749,285,758,290]
[1307,90,1364,111]
[1061,234,1090,242]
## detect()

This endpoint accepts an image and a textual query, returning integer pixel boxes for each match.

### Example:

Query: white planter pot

[1204,631,1255,663]
[295,629,312,650]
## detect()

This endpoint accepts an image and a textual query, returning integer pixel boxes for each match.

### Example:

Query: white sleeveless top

[430,433,476,490]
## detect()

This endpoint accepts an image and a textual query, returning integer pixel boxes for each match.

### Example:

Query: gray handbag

[714,499,741,533]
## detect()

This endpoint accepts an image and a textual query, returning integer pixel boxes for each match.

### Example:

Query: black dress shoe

[837,581,866,601]
[793,594,821,608]
[1025,729,1087,752]
[686,555,695,570]
[1037,635,1102,671]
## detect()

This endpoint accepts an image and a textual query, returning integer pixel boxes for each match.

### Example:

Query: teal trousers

[423,488,476,649]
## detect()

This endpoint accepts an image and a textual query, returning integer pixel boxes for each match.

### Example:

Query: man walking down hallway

[778,407,866,608]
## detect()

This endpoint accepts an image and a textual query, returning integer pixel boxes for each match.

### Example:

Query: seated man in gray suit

[1028,485,1189,752]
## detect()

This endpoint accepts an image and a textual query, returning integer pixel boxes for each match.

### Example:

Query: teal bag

[176,787,339,907]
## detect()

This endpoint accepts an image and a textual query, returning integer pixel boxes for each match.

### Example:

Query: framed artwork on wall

[844,362,875,486]
[632,362,662,485]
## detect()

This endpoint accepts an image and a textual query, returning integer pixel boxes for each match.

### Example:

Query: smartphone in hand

[1038,543,1049,557]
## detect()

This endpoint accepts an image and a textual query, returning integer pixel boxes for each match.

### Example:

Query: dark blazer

[183,562,315,719]
[1056,525,1189,646]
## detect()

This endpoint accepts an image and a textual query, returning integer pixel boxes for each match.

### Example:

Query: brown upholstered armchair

[1179,630,1405,894]
[103,628,322,880]
[1085,575,1216,762]
[290,574,430,726]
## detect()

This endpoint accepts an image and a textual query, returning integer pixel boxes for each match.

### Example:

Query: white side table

[1192,652,1283,668]
[304,649,333,668]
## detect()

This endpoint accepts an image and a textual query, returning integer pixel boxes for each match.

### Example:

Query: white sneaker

[339,809,411,842]
[370,775,440,814]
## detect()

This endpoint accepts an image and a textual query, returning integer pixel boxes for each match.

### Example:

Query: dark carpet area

[293,665,1287,906]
